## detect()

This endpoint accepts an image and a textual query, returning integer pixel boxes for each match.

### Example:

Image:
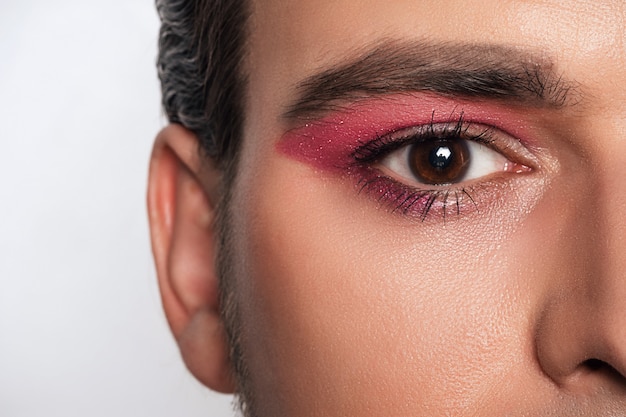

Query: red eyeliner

[277,93,536,170]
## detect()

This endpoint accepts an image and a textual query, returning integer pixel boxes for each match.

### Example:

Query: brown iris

[408,139,470,184]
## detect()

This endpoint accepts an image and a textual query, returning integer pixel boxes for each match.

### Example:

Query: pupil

[429,146,454,170]
[408,139,470,184]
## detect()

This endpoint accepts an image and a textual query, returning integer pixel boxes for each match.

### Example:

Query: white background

[0,1,235,416]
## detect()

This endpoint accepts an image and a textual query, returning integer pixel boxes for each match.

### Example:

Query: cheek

[228,150,571,415]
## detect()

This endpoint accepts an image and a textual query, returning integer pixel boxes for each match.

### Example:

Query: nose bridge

[591,110,626,367]
[598,107,626,272]
[533,195,606,384]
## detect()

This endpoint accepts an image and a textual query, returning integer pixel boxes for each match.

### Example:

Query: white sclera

[381,140,509,185]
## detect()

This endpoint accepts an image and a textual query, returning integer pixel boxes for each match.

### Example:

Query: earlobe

[147,124,235,393]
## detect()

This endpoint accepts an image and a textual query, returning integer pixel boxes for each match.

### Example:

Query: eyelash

[346,114,522,221]
[352,112,495,163]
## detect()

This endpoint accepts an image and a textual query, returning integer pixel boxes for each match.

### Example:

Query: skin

[148,0,626,416]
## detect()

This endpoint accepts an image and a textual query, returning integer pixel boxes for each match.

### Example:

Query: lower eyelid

[353,167,481,220]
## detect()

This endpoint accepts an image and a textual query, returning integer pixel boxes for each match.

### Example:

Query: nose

[528,53,626,398]
[535,294,626,394]
[535,152,626,395]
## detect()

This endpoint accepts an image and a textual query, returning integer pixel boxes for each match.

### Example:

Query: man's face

[223,0,626,415]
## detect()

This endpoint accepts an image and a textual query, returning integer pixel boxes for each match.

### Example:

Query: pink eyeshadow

[277,93,537,171]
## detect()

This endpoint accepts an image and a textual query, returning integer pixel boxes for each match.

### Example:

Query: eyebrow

[283,40,580,120]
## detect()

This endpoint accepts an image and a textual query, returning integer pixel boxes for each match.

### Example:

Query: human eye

[350,116,532,219]
[278,95,539,221]
[377,124,517,185]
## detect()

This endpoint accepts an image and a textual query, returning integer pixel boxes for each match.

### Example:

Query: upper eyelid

[277,93,546,176]
[351,120,498,164]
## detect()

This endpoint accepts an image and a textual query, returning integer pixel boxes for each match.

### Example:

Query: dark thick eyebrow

[283,40,580,120]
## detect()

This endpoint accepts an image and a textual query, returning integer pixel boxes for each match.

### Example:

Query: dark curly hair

[156,1,254,415]
[156,0,249,173]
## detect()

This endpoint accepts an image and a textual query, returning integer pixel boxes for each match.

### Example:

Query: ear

[147,124,235,393]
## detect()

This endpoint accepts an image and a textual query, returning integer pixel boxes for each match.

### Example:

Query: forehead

[246,0,624,107]
[248,0,623,55]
